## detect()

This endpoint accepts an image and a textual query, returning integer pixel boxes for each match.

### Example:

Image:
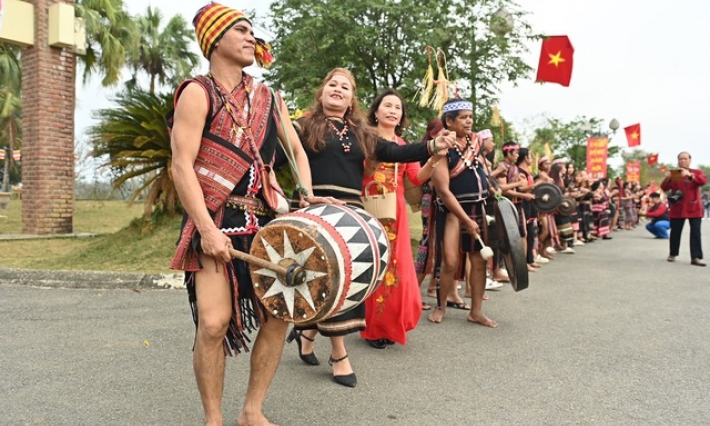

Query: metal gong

[493,197,529,292]
[532,183,563,214]
[557,196,578,217]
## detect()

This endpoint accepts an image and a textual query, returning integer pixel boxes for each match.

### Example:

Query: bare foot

[427,307,445,323]
[491,275,510,283]
[527,265,538,272]
[237,412,279,426]
[467,313,497,328]
[426,291,437,298]
[482,293,489,301]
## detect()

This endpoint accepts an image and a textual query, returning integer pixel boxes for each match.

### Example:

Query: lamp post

[609,118,620,134]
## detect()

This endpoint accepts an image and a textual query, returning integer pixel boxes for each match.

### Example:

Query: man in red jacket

[645,192,670,239]
[660,152,708,266]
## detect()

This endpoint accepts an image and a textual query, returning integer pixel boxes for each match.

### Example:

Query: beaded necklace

[452,136,480,169]
[326,118,352,153]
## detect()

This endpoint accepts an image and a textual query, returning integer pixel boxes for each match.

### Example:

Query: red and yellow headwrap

[192,2,273,67]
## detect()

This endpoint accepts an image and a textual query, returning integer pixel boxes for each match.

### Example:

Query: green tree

[88,89,177,219]
[75,0,137,86]
[127,6,200,93]
[529,116,622,172]
[267,0,535,136]
[0,44,22,192]
[619,149,658,185]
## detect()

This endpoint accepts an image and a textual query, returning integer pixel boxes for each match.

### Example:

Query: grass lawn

[0,200,180,274]
[0,199,425,274]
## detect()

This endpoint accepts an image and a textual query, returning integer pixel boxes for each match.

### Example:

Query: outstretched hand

[300,196,346,208]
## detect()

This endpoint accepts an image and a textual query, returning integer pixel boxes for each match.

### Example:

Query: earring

[375,117,378,123]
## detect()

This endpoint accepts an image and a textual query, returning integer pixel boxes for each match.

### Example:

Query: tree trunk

[1,121,15,192]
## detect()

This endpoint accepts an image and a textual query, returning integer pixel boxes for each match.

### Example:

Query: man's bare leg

[237,316,289,426]
[193,257,233,426]
[467,253,497,327]
[428,215,459,323]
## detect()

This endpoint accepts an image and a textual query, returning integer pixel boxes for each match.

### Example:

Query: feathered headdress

[254,38,274,68]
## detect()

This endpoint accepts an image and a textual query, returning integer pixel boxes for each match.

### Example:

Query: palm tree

[128,6,199,93]
[75,0,137,87]
[88,89,177,218]
[0,44,22,192]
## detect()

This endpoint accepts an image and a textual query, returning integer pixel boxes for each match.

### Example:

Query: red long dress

[360,137,423,345]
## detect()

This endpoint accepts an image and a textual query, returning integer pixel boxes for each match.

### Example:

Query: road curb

[0,268,186,290]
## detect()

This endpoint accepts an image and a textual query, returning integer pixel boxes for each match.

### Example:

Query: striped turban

[193,3,250,59]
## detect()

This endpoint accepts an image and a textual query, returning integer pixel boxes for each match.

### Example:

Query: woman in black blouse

[288,68,453,387]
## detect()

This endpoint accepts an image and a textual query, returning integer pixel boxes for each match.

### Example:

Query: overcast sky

[76,0,710,168]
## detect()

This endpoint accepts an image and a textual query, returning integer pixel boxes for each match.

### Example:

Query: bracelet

[295,184,309,198]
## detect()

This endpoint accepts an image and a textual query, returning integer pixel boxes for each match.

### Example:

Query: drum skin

[493,197,529,292]
[249,204,390,325]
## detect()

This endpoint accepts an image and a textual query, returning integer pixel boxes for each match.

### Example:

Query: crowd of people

[167,4,707,425]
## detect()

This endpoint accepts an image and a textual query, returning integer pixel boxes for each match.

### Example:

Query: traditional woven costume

[360,136,424,345]
[168,3,276,356]
[431,102,490,287]
[551,162,574,247]
[292,117,432,336]
[591,180,611,238]
[499,147,527,238]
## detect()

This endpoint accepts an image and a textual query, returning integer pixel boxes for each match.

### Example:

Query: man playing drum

[168,4,336,425]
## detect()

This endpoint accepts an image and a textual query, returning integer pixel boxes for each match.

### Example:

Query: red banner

[647,153,658,166]
[586,137,608,180]
[626,160,641,183]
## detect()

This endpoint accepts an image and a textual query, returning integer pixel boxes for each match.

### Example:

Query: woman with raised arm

[287,69,453,387]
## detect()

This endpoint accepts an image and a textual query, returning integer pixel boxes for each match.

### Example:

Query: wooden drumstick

[476,235,494,260]
[229,248,307,286]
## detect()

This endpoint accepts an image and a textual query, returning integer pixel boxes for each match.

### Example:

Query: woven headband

[442,101,473,114]
[502,144,519,153]
[477,129,493,140]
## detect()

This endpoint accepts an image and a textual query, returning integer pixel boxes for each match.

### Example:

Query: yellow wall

[0,0,35,47]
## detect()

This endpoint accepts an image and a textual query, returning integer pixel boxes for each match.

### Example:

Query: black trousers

[669,217,703,259]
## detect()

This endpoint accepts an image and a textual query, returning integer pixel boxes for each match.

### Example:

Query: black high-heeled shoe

[286,328,319,366]
[365,339,387,349]
[329,354,357,388]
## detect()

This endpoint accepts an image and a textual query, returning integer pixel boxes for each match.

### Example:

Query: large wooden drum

[249,204,390,325]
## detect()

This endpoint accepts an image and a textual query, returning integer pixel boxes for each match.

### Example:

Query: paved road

[1,225,709,426]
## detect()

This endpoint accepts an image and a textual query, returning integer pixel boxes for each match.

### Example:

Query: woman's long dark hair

[549,162,565,187]
[367,88,409,137]
[299,68,377,158]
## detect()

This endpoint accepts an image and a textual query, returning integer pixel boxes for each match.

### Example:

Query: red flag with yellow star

[647,153,658,166]
[536,36,574,87]
[624,123,641,147]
